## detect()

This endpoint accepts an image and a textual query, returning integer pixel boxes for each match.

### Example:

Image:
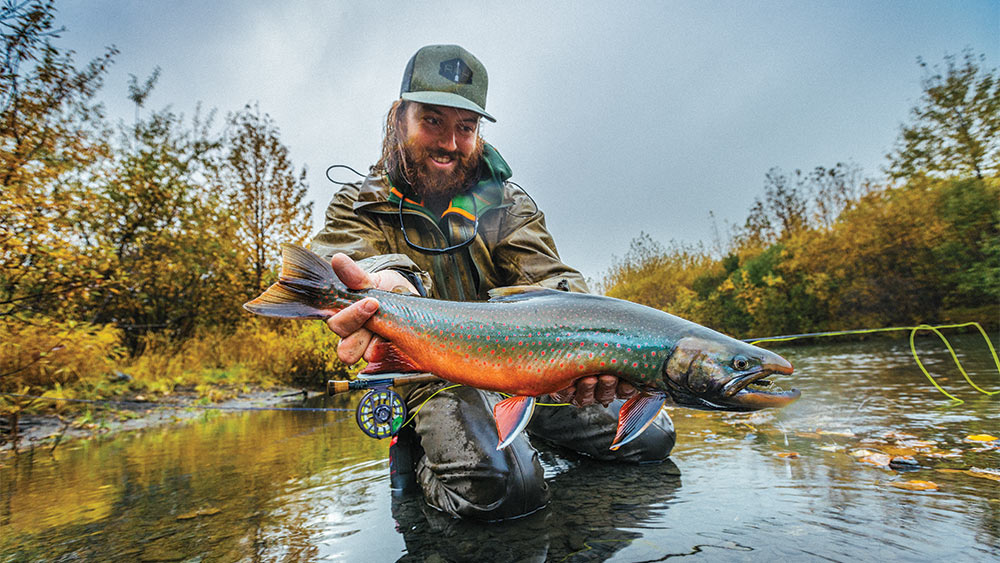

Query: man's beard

[402,139,483,203]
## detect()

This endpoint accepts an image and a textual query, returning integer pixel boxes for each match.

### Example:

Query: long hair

[372,99,410,181]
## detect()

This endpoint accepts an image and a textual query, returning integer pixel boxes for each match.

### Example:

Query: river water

[2,334,998,561]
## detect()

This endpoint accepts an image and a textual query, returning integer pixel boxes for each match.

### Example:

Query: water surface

[2,334,998,561]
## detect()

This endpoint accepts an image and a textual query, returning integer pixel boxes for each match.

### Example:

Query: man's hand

[549,375,639,408]
[325,253,418,365]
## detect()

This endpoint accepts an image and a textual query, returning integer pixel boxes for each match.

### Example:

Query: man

[312,45,674,521]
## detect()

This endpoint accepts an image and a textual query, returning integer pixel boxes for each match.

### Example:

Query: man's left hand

[550,375,638,408]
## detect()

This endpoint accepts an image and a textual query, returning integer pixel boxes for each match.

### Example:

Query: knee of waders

[417,436,550,521]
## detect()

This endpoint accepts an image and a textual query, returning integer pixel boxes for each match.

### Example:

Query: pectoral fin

[610,392,667,451]
[493,396,536,450]
[360,340,423,374]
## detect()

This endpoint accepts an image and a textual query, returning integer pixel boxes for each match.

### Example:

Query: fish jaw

[663,336,800,412]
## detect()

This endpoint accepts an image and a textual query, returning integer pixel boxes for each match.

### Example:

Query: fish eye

[732,356,751,371]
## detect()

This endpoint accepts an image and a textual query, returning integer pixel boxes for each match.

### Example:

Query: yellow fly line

[749,321,999,405]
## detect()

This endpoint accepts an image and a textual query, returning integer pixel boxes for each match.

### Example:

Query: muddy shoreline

[0,387,313,454]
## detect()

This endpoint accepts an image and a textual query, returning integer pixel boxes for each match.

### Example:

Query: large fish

[245,244,800,450]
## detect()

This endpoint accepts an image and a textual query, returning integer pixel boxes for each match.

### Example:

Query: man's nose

[437,130,457,152]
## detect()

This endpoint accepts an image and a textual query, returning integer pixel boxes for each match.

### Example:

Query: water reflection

[390,452,682,562]
[1,334,998,561]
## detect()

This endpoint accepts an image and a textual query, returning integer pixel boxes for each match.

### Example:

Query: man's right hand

[325,253,418,365]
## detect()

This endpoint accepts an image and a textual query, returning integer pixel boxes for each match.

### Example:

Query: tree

[219,103,312,293]
[1,0,117,321]
[887,50,999,180]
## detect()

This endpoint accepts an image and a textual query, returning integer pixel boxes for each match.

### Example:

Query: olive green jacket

[310,145,588,301]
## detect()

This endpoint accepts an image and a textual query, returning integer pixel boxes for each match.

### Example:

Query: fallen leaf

[936,468,1000,482]
[965,434,998,442]
[858,453,892,466]
[969,468,1000,481]
[889,480,939,491]
[176,507,222,520]
[777,452,800,458]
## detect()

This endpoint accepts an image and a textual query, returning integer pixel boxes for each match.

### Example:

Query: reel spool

[356,387,407,439]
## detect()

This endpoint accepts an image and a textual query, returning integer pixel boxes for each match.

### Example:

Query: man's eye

[423,117,440,126]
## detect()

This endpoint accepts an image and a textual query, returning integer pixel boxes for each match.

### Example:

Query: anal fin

[493,396,536,450]
[361,339,423,374]
[610,392,667,451]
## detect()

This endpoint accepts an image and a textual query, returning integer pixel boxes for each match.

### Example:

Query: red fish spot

[600,361,606,367]
[611,359,617,364]
[632,362,638,367]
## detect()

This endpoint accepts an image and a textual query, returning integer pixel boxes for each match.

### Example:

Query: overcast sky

[56,1,999,284]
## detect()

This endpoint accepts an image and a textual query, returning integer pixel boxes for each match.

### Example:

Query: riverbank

[0,386,314,454]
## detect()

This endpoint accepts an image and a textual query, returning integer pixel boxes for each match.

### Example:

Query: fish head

[662,336,800,411]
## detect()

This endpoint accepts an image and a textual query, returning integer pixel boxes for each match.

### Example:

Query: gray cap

[400,44,495,122]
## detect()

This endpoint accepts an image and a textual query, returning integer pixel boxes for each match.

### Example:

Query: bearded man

[312,45,675,521]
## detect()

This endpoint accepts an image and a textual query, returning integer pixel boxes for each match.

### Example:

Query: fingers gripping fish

[244,244,800,450]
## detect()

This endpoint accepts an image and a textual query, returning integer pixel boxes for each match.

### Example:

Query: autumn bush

[0,319,125,393]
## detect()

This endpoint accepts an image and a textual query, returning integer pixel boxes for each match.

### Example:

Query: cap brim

[401,91,496,122]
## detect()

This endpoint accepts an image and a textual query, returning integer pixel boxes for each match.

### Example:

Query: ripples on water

[1,334,997,561]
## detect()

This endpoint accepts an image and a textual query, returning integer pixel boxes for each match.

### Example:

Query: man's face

[401,102,482,201]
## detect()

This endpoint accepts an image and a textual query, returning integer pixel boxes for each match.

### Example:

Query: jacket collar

[355,143,512,223]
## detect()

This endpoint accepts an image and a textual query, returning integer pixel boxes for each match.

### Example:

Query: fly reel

[355,387,407,439]
[328,373,441,440]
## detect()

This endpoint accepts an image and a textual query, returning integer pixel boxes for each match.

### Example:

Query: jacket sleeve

[310,183,433,295]
[492,207,590,294]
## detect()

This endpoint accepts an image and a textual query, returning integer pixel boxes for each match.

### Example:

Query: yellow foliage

[0,318,124,393]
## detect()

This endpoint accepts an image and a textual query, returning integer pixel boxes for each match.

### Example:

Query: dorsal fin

[487,285,563,303]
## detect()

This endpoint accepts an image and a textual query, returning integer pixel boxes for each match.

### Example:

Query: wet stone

[889,456,921,471]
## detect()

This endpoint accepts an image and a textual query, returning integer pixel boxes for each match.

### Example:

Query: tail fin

[243,243,348,319]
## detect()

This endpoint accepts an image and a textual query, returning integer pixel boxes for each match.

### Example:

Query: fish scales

[367,289,682,397]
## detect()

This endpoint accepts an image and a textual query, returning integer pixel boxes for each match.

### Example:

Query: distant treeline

[602,175,998,338]
[1,0,997,406]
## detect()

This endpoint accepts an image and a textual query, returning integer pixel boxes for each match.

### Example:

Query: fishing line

[746,321,999,405]
[0,393,354,413]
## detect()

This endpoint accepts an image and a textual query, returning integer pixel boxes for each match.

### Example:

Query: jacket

[310,144,588,301]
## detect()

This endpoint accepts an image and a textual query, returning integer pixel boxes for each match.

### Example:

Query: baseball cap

[400,44,495,122]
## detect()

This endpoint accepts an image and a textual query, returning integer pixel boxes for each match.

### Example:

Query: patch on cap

[439,58,473,84]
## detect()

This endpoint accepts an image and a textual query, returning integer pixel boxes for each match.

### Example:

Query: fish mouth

[719,361,800,410]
